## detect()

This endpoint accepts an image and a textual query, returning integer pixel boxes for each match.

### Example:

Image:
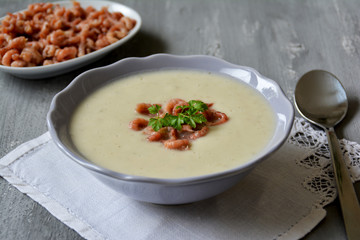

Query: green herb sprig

[148,100,208,131]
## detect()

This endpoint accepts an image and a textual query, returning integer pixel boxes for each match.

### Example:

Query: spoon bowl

[295,70,360,240]
[295,70,348,128]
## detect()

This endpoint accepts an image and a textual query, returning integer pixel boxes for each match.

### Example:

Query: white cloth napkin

[1,117,360,240]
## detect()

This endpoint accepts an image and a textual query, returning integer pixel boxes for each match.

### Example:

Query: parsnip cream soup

[70,70,276,178]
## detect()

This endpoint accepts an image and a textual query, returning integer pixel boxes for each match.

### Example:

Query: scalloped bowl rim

[47,54,294,186]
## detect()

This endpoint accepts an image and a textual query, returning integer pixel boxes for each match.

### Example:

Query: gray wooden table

[1,0,360,239]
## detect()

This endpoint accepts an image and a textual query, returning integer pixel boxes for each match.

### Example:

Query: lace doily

[290,117,360,208]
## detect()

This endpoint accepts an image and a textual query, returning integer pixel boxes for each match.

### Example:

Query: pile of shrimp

[129,98,229,150]
[0,1,136,67]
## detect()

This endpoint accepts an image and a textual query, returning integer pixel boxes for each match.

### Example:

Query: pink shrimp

[20,47,43,65]
[77,43,86,57]
[164,98,187,114]
[56,46,77,62]
[135,103,162,116]
[163,139,190,150]
[39,22,51,39]
[42,44,59,58]
[19,48,32,62]
[95,34,110,49]
[189,126,209,140]
[135,103,152,115]
[106,31,119,44]
[11,60,27,67]
[147,132,162,142]
[205,109,229,126]
[0,34,11,47]
[43,59,55,65]
[7,36,27,50]
[121,16,136,30]
[48,30,67,46]
[129,118,149,131]
[1,49,18,66]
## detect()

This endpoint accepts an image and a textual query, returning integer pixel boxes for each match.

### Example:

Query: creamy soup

[70,70,276,178]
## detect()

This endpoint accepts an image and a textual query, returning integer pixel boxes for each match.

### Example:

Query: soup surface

[70,70,276,178]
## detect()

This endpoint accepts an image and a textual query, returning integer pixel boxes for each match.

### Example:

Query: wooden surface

[1,0,360,239]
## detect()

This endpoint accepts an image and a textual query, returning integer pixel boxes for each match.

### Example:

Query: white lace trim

[289,117,360,208]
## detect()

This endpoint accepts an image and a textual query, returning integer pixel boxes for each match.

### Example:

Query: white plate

[0,1,141,79]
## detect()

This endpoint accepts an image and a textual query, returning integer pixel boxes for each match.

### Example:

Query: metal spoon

[294,70,360,240]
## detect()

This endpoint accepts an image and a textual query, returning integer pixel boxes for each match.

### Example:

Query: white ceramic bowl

[47,54,294,204]
[0,1,141,79]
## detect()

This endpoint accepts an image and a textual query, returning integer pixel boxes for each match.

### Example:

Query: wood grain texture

[1,0,359,239]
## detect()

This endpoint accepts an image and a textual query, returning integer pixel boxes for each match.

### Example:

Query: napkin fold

[1,117,360,240]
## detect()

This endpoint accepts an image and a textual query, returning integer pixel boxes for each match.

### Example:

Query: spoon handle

[326,127,360,240]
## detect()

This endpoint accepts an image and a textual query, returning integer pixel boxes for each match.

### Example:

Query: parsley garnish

[148,100,208,131]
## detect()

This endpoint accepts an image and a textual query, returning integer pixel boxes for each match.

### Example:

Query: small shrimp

[147,132,162,142]
[106,31,119,44]
[20,48,32,62]
[177,124,194,139]
[24,21,33,35]
[39,22,51,39]
[26,41,44,51]
[71,1,86,18]
[48,30,67,46]
[68,35,81,45]
[205,109,229,126]
[189,126,209,140]
[109,22,125,32]
[114,30,127,40]
[159,127,178,140]
[85,38,95,50]
[121,16,136,30]
[1,49,18,66]
[20,47,43,65]
[14,20,25,34]
[164,98,187,114]
[54,6,66,17]
[85,6,96,14]
[163,139,190,150]
[11,60,27,67]
[7,36,27,50]
[56,46,77,62]
[144,126,177,141]
[43,59,55,65]
[135,103,152,115]
[181,124,194,132]
[112,12,124,21]
[95,34,110,49]
[129,118,149,131]
[77,43,86,57]
[135,103,162,116]
[142,126,155,135]
[42,44,59,58]
[0,34,11,47]
[11,52,20,61]
[172,102,189,115]
[51,19,64,30]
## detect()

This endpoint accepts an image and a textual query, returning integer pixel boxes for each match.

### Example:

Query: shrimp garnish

[163,139,190,150]
[205,109,229,126]
[136,103,162,116]
[130,99,228,150]
[129,118,148,131]
[189,126,209,140]
[164,98,187,115]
